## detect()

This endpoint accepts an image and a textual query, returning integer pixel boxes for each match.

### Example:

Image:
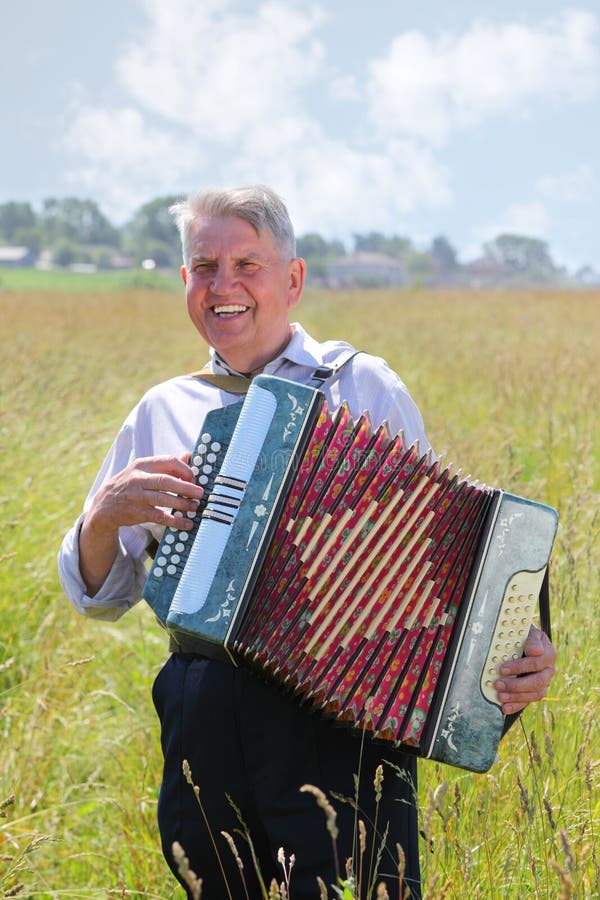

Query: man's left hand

[494,625,556,715]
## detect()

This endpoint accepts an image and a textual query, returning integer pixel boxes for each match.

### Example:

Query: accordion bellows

[143,375,558,772]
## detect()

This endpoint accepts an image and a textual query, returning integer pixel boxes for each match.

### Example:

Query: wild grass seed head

[300,784,339,840]
[172,841,202,900]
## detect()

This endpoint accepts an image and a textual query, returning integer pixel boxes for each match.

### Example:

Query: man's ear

[181,265,188,285]
[288,257,306,309]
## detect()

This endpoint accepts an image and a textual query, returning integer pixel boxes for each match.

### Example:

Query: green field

[1,278,598,898]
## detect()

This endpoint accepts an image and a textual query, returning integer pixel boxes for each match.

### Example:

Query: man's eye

[194,262,216,273]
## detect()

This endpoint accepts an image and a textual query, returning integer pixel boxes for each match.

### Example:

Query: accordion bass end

[143,374,559,773]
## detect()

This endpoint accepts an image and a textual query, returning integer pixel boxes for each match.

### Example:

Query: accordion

[143,375,558,773]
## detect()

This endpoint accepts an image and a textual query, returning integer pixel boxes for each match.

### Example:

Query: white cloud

[485,200,551,239]
[366,9,600,144]
[61,1,599,242]
[536,164,597,203]
[116,0,325,142]
[465,200,551,261]
[62,105,199,220]
[62,0,451,228]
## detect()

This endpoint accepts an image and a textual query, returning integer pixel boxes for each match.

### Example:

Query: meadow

[0,274,598,898]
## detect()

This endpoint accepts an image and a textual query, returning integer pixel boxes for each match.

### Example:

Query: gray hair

[169,184,296,266]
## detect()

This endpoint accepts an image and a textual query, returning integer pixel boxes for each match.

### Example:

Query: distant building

[0,245,35,267]
[462,257,511,288]
[327,252,406,288]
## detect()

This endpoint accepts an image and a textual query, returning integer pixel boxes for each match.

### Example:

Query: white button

[157,556,167,566]
[211,442,221,452]
[167,565,177,575]
[154,568,163,577]
[175,543,185,553]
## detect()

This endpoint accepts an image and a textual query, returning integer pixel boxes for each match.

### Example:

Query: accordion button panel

[480,567,547,704]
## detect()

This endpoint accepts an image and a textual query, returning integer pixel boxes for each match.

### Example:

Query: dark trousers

[153,654,421,899]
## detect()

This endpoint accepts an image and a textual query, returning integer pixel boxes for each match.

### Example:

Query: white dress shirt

[58,323,431,620]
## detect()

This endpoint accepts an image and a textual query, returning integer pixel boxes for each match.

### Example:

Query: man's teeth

[214,305,248,316]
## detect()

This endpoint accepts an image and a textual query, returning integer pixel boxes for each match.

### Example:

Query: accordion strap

[188,367,252,394]
[539,567,551,642]
[188,348,362,394]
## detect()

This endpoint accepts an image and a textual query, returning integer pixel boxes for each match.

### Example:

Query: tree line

[0,196,595,287]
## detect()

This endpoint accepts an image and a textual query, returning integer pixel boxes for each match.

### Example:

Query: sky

[2,0,600,270]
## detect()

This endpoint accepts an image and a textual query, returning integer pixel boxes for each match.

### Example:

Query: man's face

[182,216,305,374]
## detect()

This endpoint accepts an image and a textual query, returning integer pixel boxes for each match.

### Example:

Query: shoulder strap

[189,348,362,394]
[189,365,252,395]
[307,348,362,387]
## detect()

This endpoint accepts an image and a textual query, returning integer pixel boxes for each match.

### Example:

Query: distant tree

[483,233,559,283]
[296,232,346,281]
[353,232,413,260]
[12,226,42,256]
[40,197,120,247]
[296,232,345,259]
[0,201,36,241]
[405,251,435,287]
[430,235,459,273]
[122,195,183,267]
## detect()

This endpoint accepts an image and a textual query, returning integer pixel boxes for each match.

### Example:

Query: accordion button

[199,476,208,485]
[178,532,189,541]
[171,555,181,565]
[207,453,217,463]
[201,433,211,443]
[154,568,163,577]
[175,543,185,553]
[211,442,221,451]
[193,456,203,466]
[157,556,167,566]
[165,534,175,544]
[203,465,212,474]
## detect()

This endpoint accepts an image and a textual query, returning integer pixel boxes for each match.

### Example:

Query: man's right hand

[79,455,203,596]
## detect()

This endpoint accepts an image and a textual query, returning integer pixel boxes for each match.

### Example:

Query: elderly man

[59,185,556,899]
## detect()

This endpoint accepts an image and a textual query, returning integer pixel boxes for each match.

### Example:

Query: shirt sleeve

[57,408,154,620]
[333,353,432,454]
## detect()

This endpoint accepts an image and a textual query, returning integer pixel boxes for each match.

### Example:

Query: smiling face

[181,216,305,375]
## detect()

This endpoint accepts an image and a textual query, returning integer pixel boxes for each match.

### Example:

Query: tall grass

[1,284,598,897]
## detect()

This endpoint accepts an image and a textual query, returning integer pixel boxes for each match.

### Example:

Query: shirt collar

[209,323,324,376]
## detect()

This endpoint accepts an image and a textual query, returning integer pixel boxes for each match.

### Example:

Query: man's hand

[85,454,204,532]
[495,625,556,715]
[79,454,203,596]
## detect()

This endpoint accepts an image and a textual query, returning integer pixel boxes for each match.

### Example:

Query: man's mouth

[212,304,249,317]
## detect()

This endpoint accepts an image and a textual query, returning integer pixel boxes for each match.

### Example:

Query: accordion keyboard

[142,401,243,623]
[480,566,546,704]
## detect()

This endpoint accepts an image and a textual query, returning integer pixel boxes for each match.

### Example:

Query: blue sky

[2,0,599,270]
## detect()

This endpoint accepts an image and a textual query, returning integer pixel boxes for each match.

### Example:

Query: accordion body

[143,375,558,773]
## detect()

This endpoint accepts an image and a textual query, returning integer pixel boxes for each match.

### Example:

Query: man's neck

[215,327,296,378]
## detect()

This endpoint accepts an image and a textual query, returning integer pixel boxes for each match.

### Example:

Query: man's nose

[210,264,238,294]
